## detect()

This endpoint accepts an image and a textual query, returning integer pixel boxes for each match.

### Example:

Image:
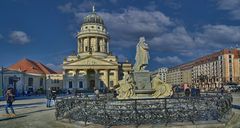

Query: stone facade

[63,8,131,92]
[0,68,46,96]
[166,48,240,90]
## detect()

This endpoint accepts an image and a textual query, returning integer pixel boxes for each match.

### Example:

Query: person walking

[185,88,190,97]
[196,87,200,97]
[51,90,57,105]
[46,89,52,107]
[5,89,16,117]
[191,86,196,97]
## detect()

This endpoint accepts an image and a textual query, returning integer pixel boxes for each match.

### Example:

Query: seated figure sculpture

[151,73,173,98]
[116,73,134,99]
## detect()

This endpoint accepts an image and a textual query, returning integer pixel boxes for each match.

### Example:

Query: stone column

[81,38,84,52]
[94,69,99,89]
[106,40,109,53]
[113,70,118,86]
[88,37,91,52]
[73,69,77,89]
[104,70,109,88]
[94,37,98,52]
[78,39,81,53]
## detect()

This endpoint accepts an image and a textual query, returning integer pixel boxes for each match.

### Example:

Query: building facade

[63,8,131,92]
[152,67,168,83]
[166,48,240,90]
[0,59,63,96]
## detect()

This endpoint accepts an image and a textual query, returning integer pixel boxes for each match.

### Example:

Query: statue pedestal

[133,71,152,97]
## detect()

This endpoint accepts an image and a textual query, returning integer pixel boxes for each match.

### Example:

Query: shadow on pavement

[0,108,55,122]
[232,104,240,109]
[0,102,45,108]
[0,115,27,121]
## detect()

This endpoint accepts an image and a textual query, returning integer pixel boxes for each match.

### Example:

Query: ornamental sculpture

[116,73,134,99]
[133,37,150,71]
[151,73,173,98]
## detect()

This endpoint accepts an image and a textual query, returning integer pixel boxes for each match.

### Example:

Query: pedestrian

[191,86,196,97]
[94,88,100,99]
[46,89,52,107]
[52,90,57,105]
[196,87,200,97]
[220,86,224,95]
[5,89,16,117]
[185,88,190,97]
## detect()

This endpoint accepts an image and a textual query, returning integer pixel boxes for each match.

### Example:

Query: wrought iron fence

[55,93,232,127]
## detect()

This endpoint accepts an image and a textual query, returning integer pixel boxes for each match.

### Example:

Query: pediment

[65,56,117,66]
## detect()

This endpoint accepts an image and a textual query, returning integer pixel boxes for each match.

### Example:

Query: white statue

[151,73,173,98]
[133,37,150,71]
[116,73,134,99]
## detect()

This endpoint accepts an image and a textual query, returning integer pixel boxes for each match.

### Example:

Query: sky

[0,0,240,71]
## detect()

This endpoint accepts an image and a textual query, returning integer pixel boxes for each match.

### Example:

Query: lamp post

[1,66,3,96]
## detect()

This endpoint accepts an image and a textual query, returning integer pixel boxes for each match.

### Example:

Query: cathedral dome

[83,11,104,25]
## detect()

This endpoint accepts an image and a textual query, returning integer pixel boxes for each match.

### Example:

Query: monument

[133,37,152,97]
[117,37,172,99]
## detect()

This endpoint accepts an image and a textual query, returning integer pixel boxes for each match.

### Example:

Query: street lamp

[1,66,4,96]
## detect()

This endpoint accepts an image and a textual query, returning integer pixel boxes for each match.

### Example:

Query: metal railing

[55,93,232,127]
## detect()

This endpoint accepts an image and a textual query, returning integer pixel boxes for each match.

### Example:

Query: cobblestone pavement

[0,93,239,128]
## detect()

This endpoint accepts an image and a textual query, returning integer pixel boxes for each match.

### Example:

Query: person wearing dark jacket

[46,89,52,107]
[5,89,16,117]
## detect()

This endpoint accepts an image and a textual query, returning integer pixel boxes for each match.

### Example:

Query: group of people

[184,86,201,97]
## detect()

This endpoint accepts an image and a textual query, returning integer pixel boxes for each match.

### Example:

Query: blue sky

[0,0,240,71]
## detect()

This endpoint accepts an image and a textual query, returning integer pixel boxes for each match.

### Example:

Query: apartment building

[166,48,240,90]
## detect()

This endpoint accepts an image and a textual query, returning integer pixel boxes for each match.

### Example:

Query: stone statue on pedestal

[116,73,134,99]
[151,73,173,98]
[133,37,150,71]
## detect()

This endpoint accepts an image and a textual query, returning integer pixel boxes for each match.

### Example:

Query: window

[28,78,33,86]
[40,78,43,86]
[85,46,88,51]
[91,26,94,28]
[69,81,72,88]
[109,72,114,75]
[79,81,83,88]
[8,78,13,86]
[229,55,232,58]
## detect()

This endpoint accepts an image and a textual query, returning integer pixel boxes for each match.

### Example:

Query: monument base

[133,89,155,97]
[133,71,151,90]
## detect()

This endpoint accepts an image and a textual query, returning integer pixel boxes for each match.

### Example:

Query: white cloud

[58,2,240,59]
[74,8,174,47]
[58,2,75,13]
[154,56,183,65]
[151,26,195,51]
[195,25,240,49]
[9,31,30,44]
[216,0,240,20]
